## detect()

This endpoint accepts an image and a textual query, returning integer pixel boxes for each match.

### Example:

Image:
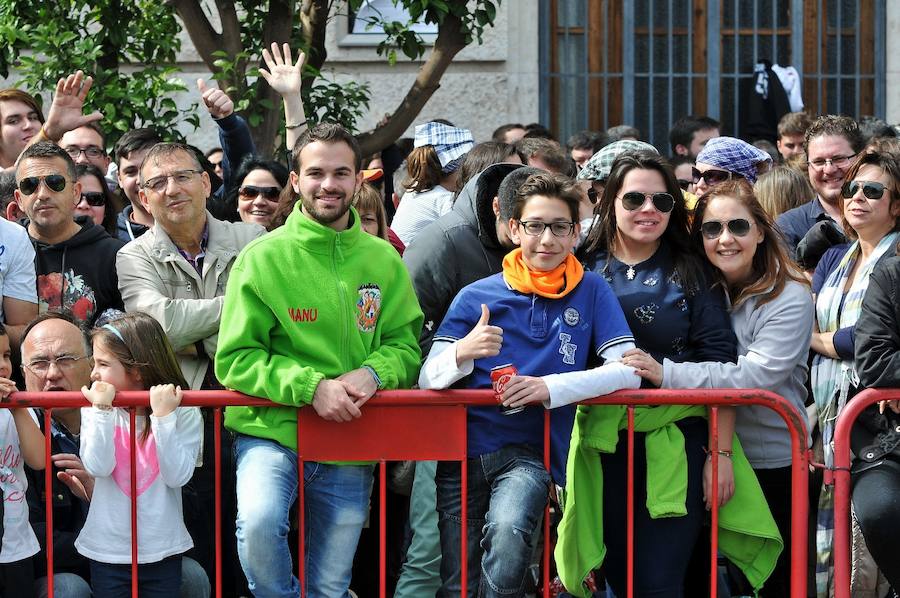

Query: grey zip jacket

[662,279,813,468]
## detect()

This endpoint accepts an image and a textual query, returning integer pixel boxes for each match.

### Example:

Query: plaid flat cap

[413,122,475,171]
[696,136,772,184]
[577,139,659,181]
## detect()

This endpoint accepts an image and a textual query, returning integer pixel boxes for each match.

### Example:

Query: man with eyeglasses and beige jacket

[115,141,263,597]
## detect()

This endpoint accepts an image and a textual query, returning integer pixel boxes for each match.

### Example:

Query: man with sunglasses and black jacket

[13,141,124,327]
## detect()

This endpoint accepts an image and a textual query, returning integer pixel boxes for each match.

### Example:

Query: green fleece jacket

[215,204,424,450]
[555,404,783,598]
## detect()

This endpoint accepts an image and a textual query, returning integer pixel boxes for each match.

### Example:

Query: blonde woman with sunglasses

[622,179,812,597]
[805,149,900,597]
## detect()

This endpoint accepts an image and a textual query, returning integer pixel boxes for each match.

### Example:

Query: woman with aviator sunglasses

[223,156,288,229]
[807,149,900,596]
[622,180,811,597]
[559,154,780,597]
[75,163,122,237]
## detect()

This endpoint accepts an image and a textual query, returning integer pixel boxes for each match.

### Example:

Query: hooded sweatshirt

[31,220,125,325]
[402,162,522,354]
[115,204,151,243]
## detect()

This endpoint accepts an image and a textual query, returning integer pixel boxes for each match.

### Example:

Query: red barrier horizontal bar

[832,388,900,598]
[8,387,803,408]
[297,405,467,461]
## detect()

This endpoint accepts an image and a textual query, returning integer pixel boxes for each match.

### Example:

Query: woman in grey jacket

[623,180,812,597]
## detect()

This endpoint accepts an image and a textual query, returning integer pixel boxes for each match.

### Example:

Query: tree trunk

[355,11,468,158]
[252,0,295,155]
[96,0,121,74]
[173,0,477,158]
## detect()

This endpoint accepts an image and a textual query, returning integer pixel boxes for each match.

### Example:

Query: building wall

[886,1,900,123]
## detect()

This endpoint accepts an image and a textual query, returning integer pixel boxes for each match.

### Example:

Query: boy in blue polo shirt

[419,172,640,598]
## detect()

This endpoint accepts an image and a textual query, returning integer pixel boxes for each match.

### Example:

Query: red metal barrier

[8,388,809,598]
[831,387,900,598]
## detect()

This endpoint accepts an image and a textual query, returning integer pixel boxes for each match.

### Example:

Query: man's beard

[300,193,350,225]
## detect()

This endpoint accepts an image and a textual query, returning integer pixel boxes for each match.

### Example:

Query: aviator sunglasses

[620,191,675,213]
[239,185,281,200]
[841,180,888,200]
[18,174,67,196]
[700,218,753,240]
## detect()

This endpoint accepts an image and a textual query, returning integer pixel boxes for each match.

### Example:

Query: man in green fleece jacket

[214,123,423,598]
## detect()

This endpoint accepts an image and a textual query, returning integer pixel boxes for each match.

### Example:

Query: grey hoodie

[402,163,522,354]
[662,279,813,468]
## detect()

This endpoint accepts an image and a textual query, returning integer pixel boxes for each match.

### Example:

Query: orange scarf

[501,248,584,299]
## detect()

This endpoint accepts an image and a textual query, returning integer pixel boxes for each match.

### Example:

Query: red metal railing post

[43,409,54,598]
[832,388,900,598]
[297,417,305,598]
[709,406,719,598]
[626,405,635,598]
[543,410,551,598]
[130,408,138,596]
[460,455,467,598]
[214,408,223,598]
[379,460,387,598]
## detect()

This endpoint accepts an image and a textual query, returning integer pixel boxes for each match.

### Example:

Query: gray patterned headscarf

[577,140,659,181]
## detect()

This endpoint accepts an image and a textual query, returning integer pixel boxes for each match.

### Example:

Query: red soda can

[491,363,524,416]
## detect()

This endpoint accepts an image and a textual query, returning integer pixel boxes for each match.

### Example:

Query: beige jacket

[116,212,264,389]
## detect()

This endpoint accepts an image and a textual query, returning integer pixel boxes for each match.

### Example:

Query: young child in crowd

[77,312,202,597]
[419,172,640,597]
[0,323,44,596]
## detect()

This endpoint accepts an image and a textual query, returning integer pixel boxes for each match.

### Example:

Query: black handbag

[850,404,900,475]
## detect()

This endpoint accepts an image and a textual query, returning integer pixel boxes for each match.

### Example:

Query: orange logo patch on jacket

[356,284,381,332]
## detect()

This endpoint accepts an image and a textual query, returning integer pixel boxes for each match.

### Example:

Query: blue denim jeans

[34,557,208,598]
[233,434,375,598]
[435,444,551,598]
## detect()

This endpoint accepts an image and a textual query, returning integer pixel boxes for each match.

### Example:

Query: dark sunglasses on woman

[238,185,281,200]
[692,167,740,186]
[80,192,106,207]
[841,180,887,200]
[620,191,675,213]
[700,218,753,239]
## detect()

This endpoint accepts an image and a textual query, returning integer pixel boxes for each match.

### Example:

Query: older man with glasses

[20,311,212,598]
[115,141,263,597]
[13,141,124,326]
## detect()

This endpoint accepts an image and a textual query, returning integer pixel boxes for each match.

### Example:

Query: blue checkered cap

[696,136,773,184]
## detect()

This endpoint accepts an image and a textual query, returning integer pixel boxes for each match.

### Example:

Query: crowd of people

[0,42,899,598]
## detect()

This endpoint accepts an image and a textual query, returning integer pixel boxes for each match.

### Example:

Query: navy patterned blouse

[584,241,737,370]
